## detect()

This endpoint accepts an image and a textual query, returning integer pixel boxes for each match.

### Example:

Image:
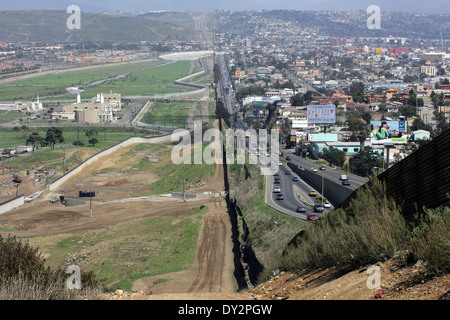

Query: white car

[278,161,282,166]
[312,167,318,172]
[273,186,281,193]
[323,201,331,208]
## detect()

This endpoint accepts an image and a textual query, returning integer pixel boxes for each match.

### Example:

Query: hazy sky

[0,0,449,14]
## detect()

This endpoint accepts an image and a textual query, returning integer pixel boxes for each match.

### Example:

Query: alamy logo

[367,5,381,30]
[67,5,81,30]
[66,264,81,289]
[366,265,381,289]
[171,121,280,175]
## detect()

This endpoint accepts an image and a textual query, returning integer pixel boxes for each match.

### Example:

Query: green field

[79,60,193,98]
[0,127,155,175]
[0,126,150,149]
[141,99,196,128]
[0,59,193,101]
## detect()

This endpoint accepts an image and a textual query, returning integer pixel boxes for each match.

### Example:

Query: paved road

[282,148,369,190]
[258,154,332,221]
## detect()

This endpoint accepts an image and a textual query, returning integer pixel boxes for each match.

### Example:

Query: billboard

[370,120,407,134]
[235,71,245,77]
[307,105,336,124]
[370,120,408,144]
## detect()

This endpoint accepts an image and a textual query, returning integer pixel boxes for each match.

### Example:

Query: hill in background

[0,10,204,43]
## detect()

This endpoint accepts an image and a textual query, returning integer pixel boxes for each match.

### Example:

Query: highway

[282,147,369,190]
[215,54,241,128]
[215,55,368,221]
[254,152,333,221]
[266,162,328,220]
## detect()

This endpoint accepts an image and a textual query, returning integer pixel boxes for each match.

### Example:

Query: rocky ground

[242,259,449,300]
[103,257,448,300]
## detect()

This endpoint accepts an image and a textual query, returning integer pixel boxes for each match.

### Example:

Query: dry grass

[0,235,105,300]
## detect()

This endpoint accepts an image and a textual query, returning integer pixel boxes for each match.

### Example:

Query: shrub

[0,235,104,299]
[409,206,450,275]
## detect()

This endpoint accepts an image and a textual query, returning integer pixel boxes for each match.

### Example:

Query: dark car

[285,170,291,175]
[274,177,281,184]
[307,214,320,221]
[276,193,284,200]
[292,176,299,181]
[342,179,351,186]
[313,204,325,212]
[296,206,307,213]
[319,166,326,171]
[286,156,291,161]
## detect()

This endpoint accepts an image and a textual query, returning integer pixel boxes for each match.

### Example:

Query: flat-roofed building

[63,93,115,123]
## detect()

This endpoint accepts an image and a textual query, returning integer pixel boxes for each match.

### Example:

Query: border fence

[336,129,450,220]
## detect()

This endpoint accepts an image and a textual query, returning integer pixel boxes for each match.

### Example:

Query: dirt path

[187,196,234,293]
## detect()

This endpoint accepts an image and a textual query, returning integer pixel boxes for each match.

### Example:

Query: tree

[85,129,98,138]
[45,127,64,150]
[433,110,450,135]
[361,111,372,124]
[347,117,365,132]
[378,103,387,114]
[431,92,444,107]
[349,147,384,177]
[399,105,417,119]
[26,132,45,153]
[89,138,99,146]
[411,118,433,132]
[290,90,315,106]
[346,81,365,103]
[324,146,346,167]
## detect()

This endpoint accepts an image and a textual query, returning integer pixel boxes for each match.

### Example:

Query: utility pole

[321,171,325,206]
